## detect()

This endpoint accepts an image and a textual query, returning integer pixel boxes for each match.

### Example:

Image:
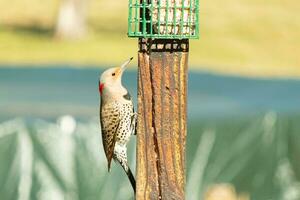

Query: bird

[98,57,137,193]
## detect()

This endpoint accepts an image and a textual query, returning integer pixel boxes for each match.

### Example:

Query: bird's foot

[131,112,137,135]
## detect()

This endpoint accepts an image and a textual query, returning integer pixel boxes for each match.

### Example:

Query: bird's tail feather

[118,160,136,194]
[126,166,136,194]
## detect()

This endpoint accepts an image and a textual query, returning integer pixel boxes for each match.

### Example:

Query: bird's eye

[112,73,116,76]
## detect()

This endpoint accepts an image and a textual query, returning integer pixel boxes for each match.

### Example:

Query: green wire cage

[128,0,199,39]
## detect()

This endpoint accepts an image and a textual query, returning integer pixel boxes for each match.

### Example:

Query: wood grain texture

[136,39,188,200]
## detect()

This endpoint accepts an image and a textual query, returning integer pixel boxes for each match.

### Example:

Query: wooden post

[136,38,189,200]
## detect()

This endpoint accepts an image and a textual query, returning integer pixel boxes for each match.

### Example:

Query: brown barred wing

[100,103,121,172]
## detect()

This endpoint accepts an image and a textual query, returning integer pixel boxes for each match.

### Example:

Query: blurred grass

[0,0,300,77]
[1,113,300,200]
[0,30,137,66]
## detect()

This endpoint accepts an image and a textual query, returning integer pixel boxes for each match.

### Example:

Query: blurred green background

[0,0,300,200]
[0,0,299,76]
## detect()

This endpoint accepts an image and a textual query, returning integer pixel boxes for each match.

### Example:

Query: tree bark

[136,38,189,200]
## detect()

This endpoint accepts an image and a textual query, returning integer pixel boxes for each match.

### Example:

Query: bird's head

[99,57,133,96]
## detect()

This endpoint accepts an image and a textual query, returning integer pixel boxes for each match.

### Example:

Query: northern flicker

[98,57,137,193]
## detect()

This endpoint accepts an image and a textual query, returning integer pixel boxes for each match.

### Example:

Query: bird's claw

[131,112,137,135]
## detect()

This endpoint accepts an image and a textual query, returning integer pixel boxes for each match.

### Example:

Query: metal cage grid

[128,0,199,39]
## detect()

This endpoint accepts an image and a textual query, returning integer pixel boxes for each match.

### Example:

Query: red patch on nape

[99,82,105,95]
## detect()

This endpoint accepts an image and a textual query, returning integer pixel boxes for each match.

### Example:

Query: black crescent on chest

[123,92,131,101]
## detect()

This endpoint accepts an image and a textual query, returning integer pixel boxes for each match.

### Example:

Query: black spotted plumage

[100,101,121,171]
[100,94,137,192]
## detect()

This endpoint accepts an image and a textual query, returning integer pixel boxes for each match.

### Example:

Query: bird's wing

[100,103,121,171]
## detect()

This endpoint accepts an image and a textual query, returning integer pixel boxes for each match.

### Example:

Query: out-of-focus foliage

[187,113,300,200]
[0,118,136,200]
[1,113,300,200]
[1,68,300,199]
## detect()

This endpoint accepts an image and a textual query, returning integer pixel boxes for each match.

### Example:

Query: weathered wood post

[128,1,199,199]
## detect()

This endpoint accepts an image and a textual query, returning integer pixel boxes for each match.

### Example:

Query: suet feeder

[128,1,199,199]
[128,0,199,39]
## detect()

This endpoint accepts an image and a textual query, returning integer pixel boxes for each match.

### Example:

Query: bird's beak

[115,57,133,78]
[120,57,133,72]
